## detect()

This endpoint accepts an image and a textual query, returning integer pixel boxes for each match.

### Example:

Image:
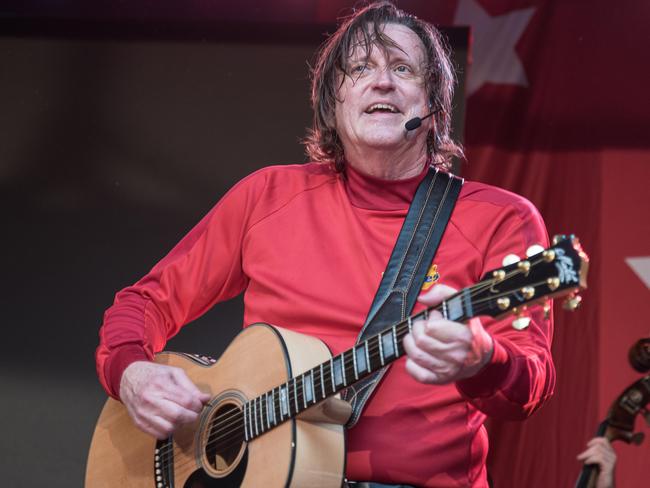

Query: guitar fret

[259,397,266,433]
[329,358,335,392]
[341,352,347,386]
[273,389,279,425]
[293,378,299,414]
[378,333,385,366]
[251,401,256,439]
[332,356,344,389]
[407,316,413,332]
[355,344,367,376]
[352,345,359,380]
[243,403,249,441]
[304,372,314,404]
[273,387,279,423]
[285,381,291,417]
[392,325,399,357]
[371,336,382,370]
[320,364,326,399]
[280,384,288,419]
[261,394,267,430]
[381,330,395,359]
[246,403,251,439]
[253,400,259,436]
[396,324,406,355]
[447,295,463,321]
[266,392,274,428]
[462,288,473,318]
[346,349,357,384]
[286,381,293,416]
[364,341,371,373]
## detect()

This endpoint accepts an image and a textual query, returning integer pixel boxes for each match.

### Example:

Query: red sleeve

[95,171,267,399]
[455,198,556,420]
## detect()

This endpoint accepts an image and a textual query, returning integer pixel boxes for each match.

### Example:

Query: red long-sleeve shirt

[97,162,555,487]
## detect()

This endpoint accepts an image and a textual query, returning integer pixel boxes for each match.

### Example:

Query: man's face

[334,23,429,157]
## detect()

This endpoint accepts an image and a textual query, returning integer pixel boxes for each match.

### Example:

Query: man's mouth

[365,103,400,114]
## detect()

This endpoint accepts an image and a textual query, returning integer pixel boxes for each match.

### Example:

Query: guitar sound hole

[202,402,246,476]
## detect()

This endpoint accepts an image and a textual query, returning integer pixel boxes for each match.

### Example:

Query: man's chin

[359,135,407,151]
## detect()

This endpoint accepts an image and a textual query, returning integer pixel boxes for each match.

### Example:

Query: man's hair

[304,1,464,172]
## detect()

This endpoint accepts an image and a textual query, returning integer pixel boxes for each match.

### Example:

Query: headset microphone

[404,109,438,132]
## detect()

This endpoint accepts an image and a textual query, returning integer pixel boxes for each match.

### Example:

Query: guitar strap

[342,167,463,427]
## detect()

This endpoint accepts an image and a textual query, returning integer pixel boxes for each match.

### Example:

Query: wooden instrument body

[85,323,346,487]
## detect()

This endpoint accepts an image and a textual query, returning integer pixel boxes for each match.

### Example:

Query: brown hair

[304,1,464,172]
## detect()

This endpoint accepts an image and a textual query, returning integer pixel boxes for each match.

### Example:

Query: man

[96,2,555,487]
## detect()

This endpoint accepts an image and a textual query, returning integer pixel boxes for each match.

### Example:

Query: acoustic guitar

[86,235,588,488]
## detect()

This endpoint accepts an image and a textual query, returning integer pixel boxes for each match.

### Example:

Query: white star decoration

[454,0,536,96]
[626,257,650,289]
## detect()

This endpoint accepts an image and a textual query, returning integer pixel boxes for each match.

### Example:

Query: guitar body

[85,323,346,488]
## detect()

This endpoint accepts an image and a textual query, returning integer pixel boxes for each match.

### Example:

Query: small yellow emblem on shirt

[421,264,440,291]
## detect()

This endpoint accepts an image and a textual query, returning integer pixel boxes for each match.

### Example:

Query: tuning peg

[562,294,582,311]
[522,286,535,299]
[517,260,531,274]
[542,250,556,262]
[502,254,520,266]
[512,316,531,330]
[492,270,506,282]
[546,277,560,291]
[552,234,567,245]
[526,244,545,257]
[497,297,511,310]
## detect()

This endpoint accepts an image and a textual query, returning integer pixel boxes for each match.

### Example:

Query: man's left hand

[403,284,494,385]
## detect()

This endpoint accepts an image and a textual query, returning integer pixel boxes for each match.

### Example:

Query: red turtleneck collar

[343,162,431,211]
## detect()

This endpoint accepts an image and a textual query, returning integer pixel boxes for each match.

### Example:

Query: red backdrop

[448,1,650,486]
[312,0,650,485]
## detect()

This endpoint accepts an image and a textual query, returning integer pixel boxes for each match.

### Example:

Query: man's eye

[351,64,367,74]
[395,65,411,73]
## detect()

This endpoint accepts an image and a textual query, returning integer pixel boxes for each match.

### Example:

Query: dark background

[0,16,467,487]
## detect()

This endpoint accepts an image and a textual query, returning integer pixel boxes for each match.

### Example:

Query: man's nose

[371,66,396,90]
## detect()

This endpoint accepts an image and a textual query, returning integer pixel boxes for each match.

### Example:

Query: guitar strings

[157,256,556,470]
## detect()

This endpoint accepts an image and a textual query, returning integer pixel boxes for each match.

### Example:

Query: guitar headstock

[475,235,589,329]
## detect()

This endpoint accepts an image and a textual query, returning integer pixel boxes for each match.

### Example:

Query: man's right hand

[119,361,211,439]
